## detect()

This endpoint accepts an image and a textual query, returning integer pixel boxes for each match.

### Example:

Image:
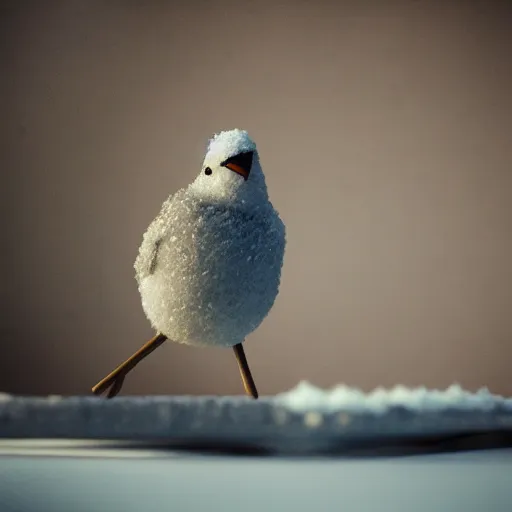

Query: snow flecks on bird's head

[189,129,269,209]
[206,129,256,164]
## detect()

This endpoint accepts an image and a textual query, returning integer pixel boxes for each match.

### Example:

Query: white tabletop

[0,443,511,512]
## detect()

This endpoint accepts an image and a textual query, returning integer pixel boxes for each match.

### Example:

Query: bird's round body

[134,129,286,348]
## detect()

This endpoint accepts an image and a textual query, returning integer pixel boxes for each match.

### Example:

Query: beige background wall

[1,0,511,396]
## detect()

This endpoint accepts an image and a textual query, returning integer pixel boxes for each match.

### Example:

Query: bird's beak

[221,151,254,181]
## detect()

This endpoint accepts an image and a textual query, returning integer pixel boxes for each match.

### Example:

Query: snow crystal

[206,129,256,161]
[276,381,512,414]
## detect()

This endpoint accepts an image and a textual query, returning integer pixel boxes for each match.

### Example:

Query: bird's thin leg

[233,343,258,399]
[92,333,168,398]
[106,374,125,398]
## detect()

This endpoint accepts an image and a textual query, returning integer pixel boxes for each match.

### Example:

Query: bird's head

[189,129,269,209]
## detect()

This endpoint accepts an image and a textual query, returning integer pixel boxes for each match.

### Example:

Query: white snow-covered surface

[2,381,512,415]
[1,383,512,454]
[276,381,512,414]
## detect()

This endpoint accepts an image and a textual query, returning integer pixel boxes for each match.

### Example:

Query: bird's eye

[204,167,212,176]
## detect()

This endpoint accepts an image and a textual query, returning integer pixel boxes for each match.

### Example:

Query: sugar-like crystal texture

[134,129,286,347]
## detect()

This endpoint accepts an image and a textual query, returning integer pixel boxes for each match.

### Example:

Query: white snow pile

[275,381,512,414]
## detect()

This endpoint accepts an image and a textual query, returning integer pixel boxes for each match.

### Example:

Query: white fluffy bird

[92,129,286,399]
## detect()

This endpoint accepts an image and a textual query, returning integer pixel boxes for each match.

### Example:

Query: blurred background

[1,0,511,397]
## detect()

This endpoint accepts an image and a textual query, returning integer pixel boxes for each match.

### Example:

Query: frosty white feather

[134,129,286,347]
